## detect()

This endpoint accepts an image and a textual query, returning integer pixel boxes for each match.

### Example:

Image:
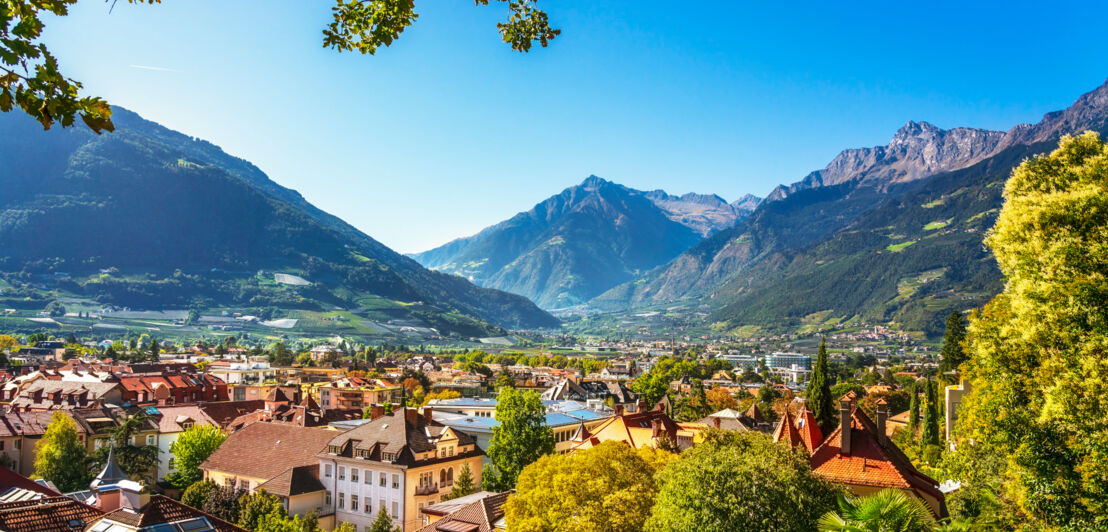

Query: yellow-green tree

[505,441,676,532]
[33,411,91,492]
[958,132,1108,529]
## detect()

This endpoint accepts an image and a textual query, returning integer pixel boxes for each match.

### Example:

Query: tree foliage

[33,411,91,492]
[938,310,967,375]
[237,490,285,531]
[482,386,554,491]
[167,424,227,489]
[920,378,940,447]
[2,1,557,133]
[91,410,159,482]
[808,336,835,433]
[505,441,675,532]
[367,507,400,532]
[444,462,476,501]
[958,132,1108,529]
[645,430,840,531]
[816,489,934,532]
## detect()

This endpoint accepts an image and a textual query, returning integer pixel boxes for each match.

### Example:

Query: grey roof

[91,448,127,489]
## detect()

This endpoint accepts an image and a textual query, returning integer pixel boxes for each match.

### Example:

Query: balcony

[414,483,439,496]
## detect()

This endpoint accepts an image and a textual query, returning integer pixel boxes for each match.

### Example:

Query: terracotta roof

[809,405,944,503]
[772,410,802,448]
[256,466,324,497]
[197,401,266,428]
[0,496,102,532]
[795,408,824,453]
[96,496,245,532]
[414,491,512,532]
[201,423,335,481]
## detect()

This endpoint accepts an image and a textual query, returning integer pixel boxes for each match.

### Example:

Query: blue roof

[143,406,160,415]
[562,409,605,420]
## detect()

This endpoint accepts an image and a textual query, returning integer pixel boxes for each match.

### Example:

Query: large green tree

[505,442,675,532]
[645,430,839,531]
[482,386,554,491]
[33,411,91,492]
[167,424,227,489]
[808,336,835,433]
[367,507,399,532]
[1,1,558,133]
[907,380,920,434]
[958,132,1108,529]
[938,310,968,375]
[237,490,285,531]
[444,462,476,501]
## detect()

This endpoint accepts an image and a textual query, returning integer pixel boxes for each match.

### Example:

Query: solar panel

[174,518,213,532]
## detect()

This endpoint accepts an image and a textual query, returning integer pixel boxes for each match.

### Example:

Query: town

[0,318,965,532]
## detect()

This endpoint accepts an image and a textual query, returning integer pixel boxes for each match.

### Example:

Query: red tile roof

[795,408,824,453]
[0,466,59,498]
[772,410,802,448]
[0,496,102,532]
[96,495,244,532]
[414,491,512,532]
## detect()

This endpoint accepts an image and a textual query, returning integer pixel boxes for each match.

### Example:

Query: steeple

[90,446,127,489]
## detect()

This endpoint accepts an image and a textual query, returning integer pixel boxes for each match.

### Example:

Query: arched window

[440,469,446,484]
[448,467,454,484]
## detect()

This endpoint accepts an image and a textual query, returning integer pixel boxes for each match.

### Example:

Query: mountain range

[0,108,558,335]
[594,78,1108,335]
[411,177,759,309]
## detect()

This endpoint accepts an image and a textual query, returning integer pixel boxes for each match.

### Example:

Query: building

[414,491,510,532]
[147,405,220,481]
[206,361,277,385]
[0,496,103,532]
[429,401,612,457]
[85,495,246,532]
[318,407,485,532]
[225,389,361,432]
[569,403,705,452]
[764,352,811,370]
[539,378,638,408]
[200,423,337,527]
[8,381,123,411]
[944,378,970,443]
[772,397,946,517]
[315,378,402,411]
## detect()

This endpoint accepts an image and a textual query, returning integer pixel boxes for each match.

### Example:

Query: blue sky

[43,1,1108,253]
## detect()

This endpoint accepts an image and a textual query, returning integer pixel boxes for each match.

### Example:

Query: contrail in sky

[129,64,178,72]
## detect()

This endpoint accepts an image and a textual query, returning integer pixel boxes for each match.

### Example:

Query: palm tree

[818,489,934,532]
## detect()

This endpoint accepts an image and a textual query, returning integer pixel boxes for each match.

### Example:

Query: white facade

[319,458,406,532]
[208,362,276,384]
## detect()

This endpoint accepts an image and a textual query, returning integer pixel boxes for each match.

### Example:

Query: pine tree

[907,380,920,433]
[149,337,160,362]
[445,463,476,500]
[807,336,835,432]
[938,310,968,375]
[368,507,399,532]
[921,378,940,447]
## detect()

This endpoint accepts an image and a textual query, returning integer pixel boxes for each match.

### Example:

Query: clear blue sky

[43,1,1108,253]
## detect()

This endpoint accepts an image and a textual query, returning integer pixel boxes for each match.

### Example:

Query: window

[351,468,359,483]
[241,480,251,491]
[181,422,193,430]
[364,469,371,484]
[338,492,345,509]
[392,474,399,489]
[325,491,332,506]
[224,477,235,487]
[364,499,372,514]
[0,441,4,450]
[338,466,345,481]
[351,494,357,511]
[325,464,333,478]
[14,440,19,450]
[146,434,155,446]
[379,473,386,487]
[391,501,398,519]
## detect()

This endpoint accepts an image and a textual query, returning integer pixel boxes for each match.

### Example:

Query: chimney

[422,406,433,424]
[614,404,624,417]
[637,399,648,413]
[839,397,852,456]
[404,407,418,425]
[712,417,721,429]
[370,404,385,420]
[651,419,660,439]
[875,399,888,445]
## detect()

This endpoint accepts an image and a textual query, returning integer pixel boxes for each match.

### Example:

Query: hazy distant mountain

[412,176,757,309]
[594,78,1108,335]
[0,108,558,333]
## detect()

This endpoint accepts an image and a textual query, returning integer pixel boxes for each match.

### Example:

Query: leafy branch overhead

[2,0,558,133]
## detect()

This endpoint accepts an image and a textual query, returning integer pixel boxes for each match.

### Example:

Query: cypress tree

[921,377,941,446]
[938,310,967,375]
[807,336,835,432]
[908,380,920,433]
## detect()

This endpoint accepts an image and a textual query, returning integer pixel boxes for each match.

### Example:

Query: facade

[206,361,277,385]
[429,401,612,457]
[944,378,970,443]
[315,378,402,411]
[147,405,219,481]
[318,408,485,532]
[764,352,812,370]
[569,405,705,452]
